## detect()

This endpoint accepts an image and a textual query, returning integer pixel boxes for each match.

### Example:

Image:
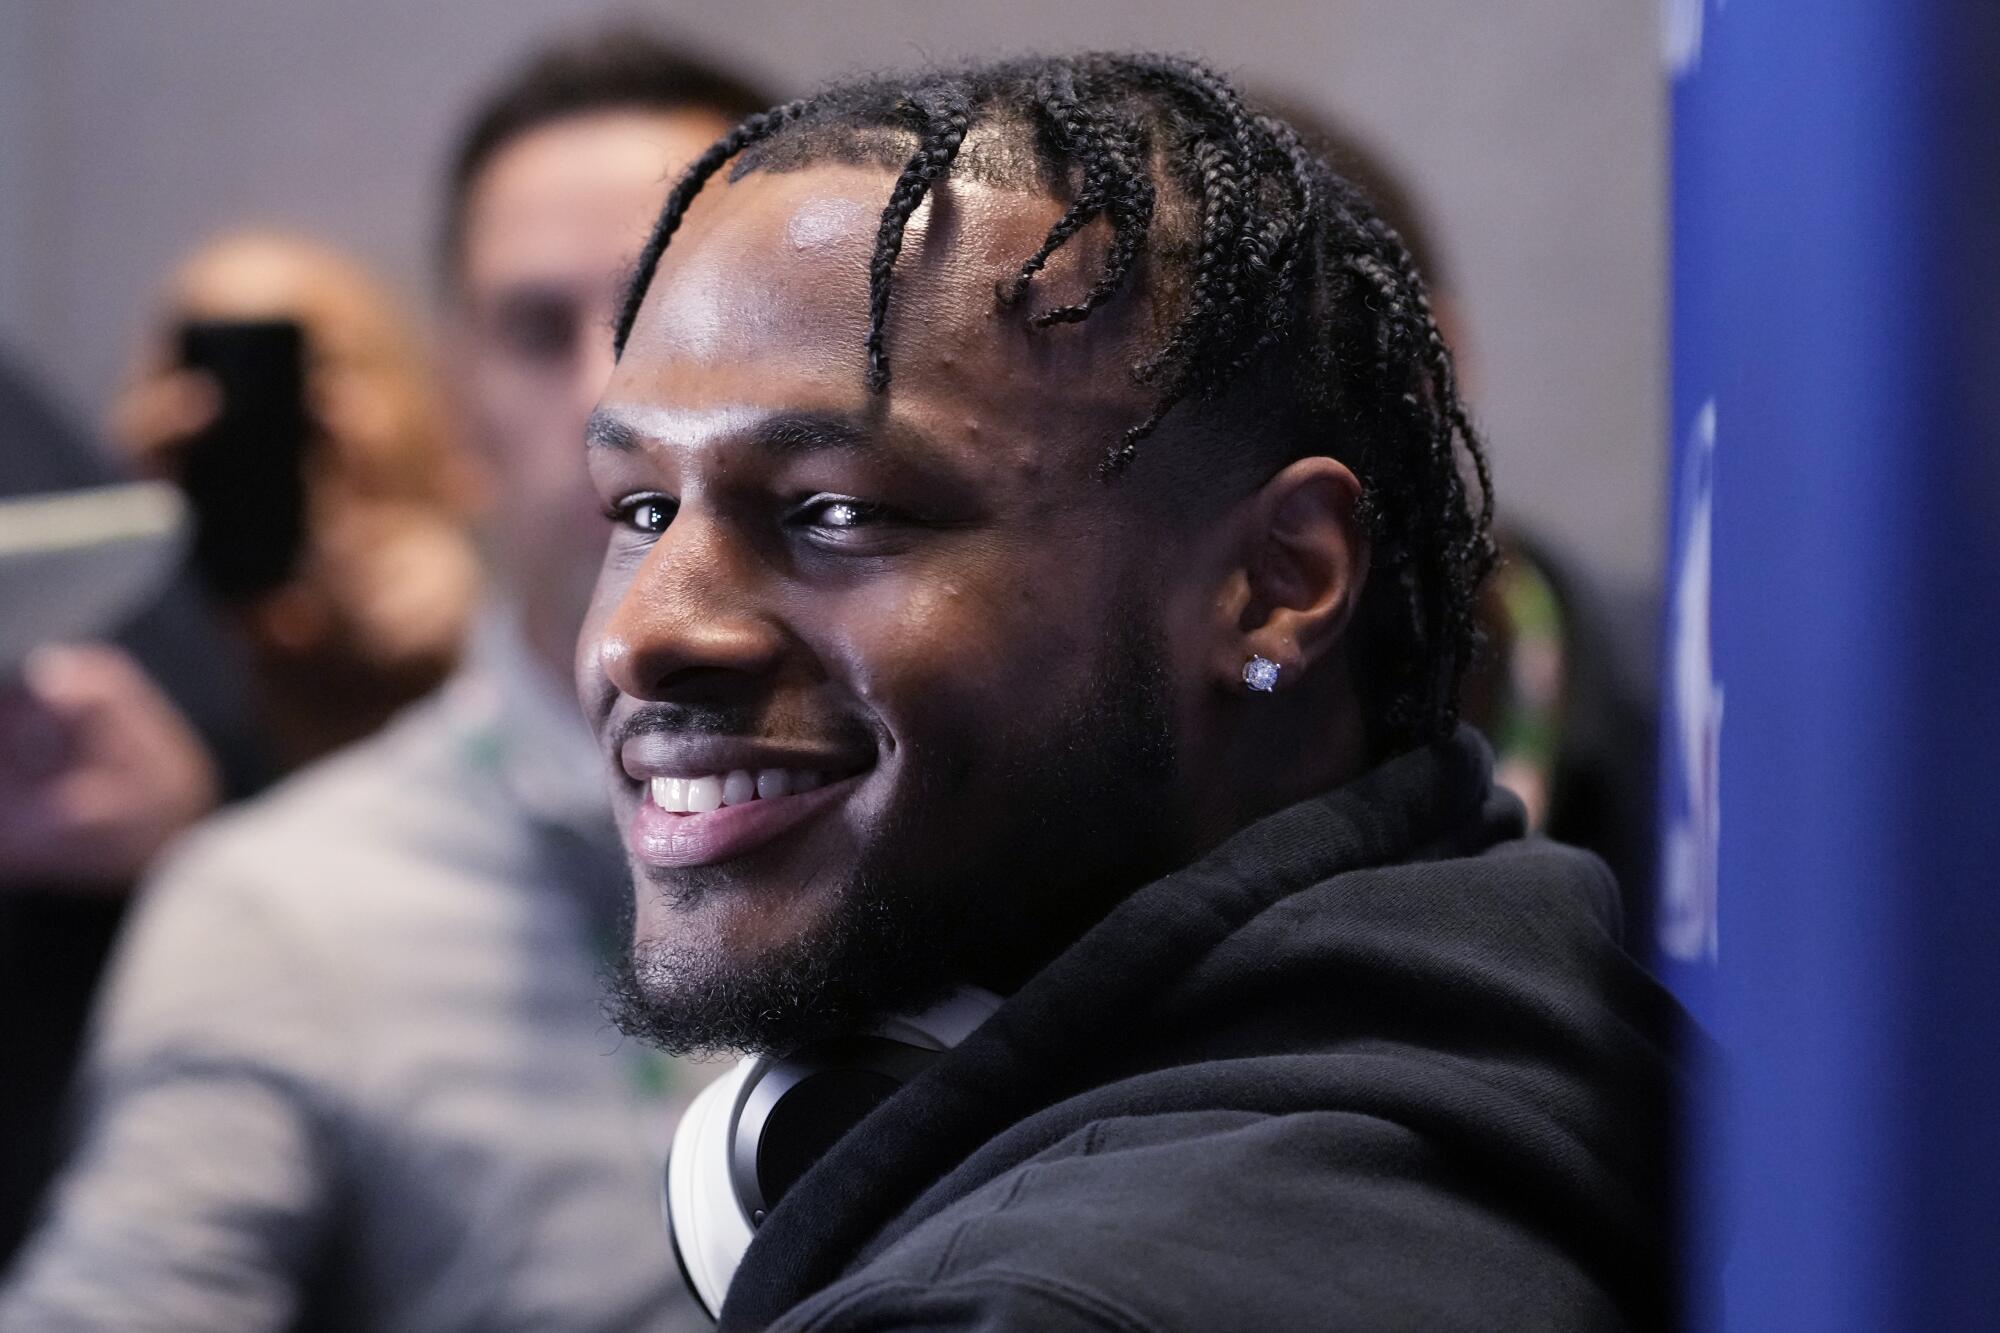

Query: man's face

[579,165,1210,1054]
[451,107,732,680]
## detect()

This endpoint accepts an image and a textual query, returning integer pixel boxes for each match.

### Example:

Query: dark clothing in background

[728,730,1693,1331]
[0,353,269,1266]
[1518,531,1663,948]
[0,897,126,1267]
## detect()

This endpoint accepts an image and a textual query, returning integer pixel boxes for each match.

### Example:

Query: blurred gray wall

[0,0,1667,591]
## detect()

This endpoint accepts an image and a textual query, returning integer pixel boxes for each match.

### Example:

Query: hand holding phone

[175,319,310,601]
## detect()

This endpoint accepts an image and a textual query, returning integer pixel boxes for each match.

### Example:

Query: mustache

[610,701,874,754]
[611,702,767,752]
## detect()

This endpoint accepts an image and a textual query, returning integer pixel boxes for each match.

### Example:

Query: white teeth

[685,775,724,813]
[648,768,842,812]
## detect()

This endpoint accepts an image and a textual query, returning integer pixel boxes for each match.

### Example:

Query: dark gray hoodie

[725,729,1692,1331]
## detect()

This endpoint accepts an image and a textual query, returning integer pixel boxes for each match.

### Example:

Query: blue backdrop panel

[1659,1,2000,1328]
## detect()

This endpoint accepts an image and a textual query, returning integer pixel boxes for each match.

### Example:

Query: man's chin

[605,890,955,1060]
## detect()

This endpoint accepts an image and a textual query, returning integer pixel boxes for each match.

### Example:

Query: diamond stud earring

[1242,655,1280,693]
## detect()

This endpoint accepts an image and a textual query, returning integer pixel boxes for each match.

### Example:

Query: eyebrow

[757,413,872,456]
[584,407,885,458]
[584,409,645,453]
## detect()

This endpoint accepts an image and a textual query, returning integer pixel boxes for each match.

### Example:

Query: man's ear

[1208,456,1369,692]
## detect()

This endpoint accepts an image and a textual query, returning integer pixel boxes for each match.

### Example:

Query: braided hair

[611,53,1496,754]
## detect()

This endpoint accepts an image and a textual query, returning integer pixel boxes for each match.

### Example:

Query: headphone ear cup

[662,988,1003,1319]
[730,1036,942,1221]
[664,1042,933,1321]
[664,1059,760,1321]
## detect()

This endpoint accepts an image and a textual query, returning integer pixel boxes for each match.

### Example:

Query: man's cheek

[867,645,1079,801]
[834,576,1049,713]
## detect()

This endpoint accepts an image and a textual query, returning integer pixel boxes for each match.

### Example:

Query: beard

[603,600,1179,1059]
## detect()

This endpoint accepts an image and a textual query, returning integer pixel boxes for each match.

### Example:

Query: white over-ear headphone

[664,987,1002,1320]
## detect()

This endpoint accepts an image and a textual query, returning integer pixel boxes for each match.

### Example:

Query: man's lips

[626,771,864,869]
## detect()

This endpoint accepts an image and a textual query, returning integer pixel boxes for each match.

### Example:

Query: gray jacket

[0,614,708,1331]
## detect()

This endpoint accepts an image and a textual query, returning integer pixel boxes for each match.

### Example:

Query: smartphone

[175,319,309,601]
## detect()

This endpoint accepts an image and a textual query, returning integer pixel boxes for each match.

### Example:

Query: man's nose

[593,513,789,703]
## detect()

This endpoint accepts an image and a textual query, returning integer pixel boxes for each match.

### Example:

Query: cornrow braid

[609,53,1498,754]
[1000,66,1107,308]
[1026,114,1153,328]
[1255,112,1326,355]
[864,89,973,391]
[1359,205,1498,551]
[1111,54,1304,472]
[1005,68,1155,329]
[612,98,812,356]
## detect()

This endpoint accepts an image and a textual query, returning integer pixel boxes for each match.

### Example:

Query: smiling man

[581,55,1690,1332]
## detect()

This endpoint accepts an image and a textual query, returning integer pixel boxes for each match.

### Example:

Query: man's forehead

[621,163,1158,439]
[677,163,1058,267]
[645,165,1045,336]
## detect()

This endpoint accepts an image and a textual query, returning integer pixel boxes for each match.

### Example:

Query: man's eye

[615,497,674,534]
[798,496,891,530]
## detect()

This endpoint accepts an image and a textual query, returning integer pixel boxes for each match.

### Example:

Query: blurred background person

[1261,94,1661,929]
[111,230,480,768]
[0,27,771,1332]
[1,228,480,1273]
[0,352,266,1267]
